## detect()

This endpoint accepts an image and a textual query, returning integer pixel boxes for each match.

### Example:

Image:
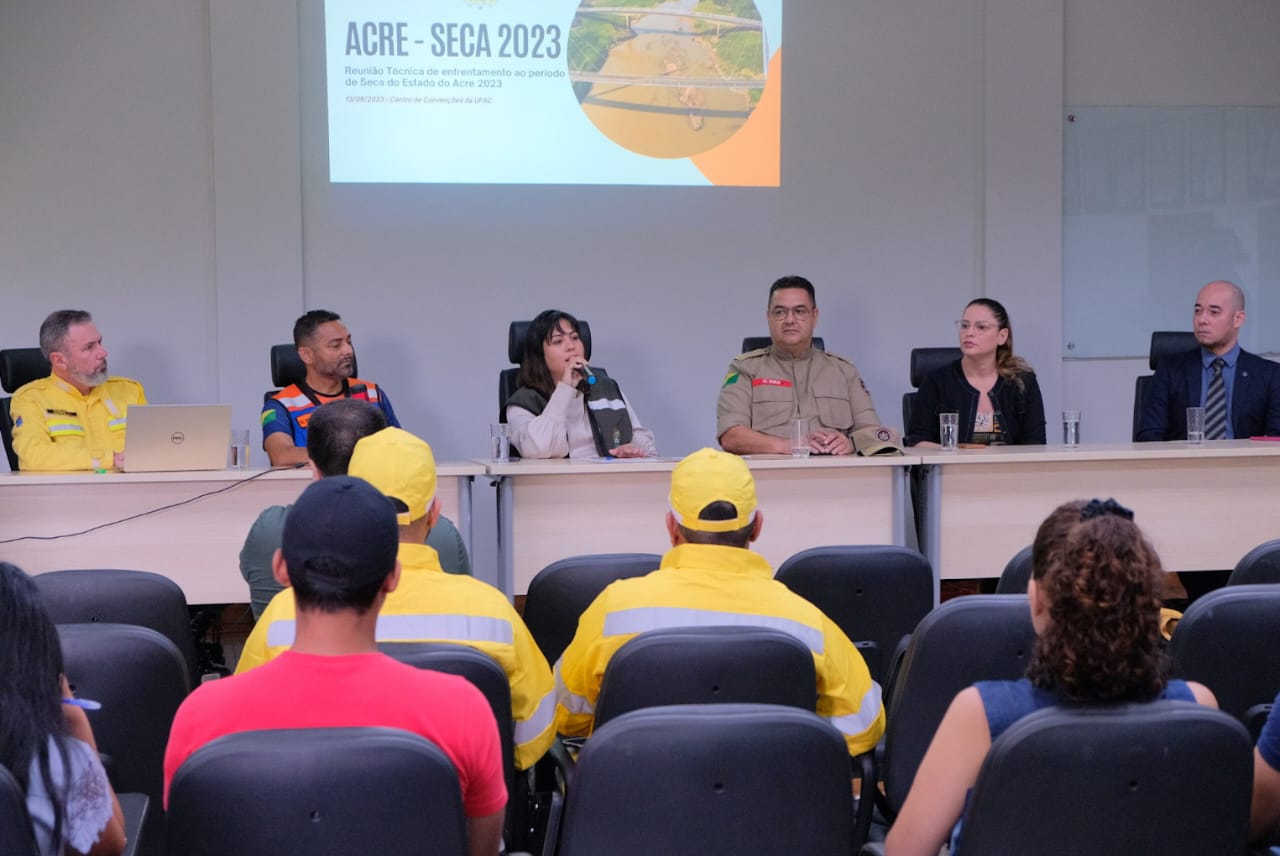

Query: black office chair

[57,621,189,852]
[0,347,52,470]
[0,764,38,856]
[498,319,595,423]
[995,544,1034,593]
[876,595,1036,826]
[593,626,817,728]
[775,545,934,686]
[548,704,855,856]
[1,759,149,856]
[376,641,532,849]
[1168,584,1280,725]
[35,569,201,685]
[1228,538,1280,585]
[521,553,659,666]
[956,703,1252,856]
[901,346,961,433]
[265,343,359,400]
[1132,330,1198,441]
[166,727,467,856]
[740,336,824,353]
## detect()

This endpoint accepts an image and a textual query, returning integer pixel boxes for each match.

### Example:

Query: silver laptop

[123,404,233,472]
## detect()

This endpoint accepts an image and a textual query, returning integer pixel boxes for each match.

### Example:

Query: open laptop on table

[122,404,232,473]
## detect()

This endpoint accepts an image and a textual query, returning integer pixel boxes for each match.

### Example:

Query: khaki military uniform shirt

[716,346,881,442]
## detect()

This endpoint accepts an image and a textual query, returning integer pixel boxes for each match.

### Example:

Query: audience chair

[377,643,514,788]
[593,626,817,728]
[548,704,855,856]
[739,336,824,353]
[956,703,1252,856]
[0,346,52,470]
[901,346,961,431]
[0,764,38,856]
[775,545,933,686]
[498,319,594,423]
[57,623,189,804]
[1168,584,1280,724]
[35,569,201,684]
[994,545,1034,594]
[265,342,359,401]
[166,727,467,856]
[1,753,149,856]
[876,595,1036,826]
[1131,330,1198,441]
[1228,538,1280,586]
[522,553,660,666]
[377,641,551,853]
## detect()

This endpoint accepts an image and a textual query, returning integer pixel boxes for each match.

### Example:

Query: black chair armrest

[118,792,148,856]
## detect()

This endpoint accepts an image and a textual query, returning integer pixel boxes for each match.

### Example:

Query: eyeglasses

[770,306,813,320]
[956,320,999,333]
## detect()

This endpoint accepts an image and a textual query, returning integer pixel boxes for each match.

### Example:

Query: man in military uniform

[11,310,147,471]
[717,276,899,456]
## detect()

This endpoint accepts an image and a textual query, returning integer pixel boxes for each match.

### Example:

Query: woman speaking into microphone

[504,309,657,459]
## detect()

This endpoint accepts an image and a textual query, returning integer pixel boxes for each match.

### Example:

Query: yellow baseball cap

[347,427,437,525]
[669,447,758,533]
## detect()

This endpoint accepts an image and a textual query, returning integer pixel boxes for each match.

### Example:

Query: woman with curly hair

[0,562,124,856]
[884,499,1216,856]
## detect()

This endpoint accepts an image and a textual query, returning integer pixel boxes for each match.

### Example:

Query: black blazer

[904,360,1046,446]
[1136,348,1280,441]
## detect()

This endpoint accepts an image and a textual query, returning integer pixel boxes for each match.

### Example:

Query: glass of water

[229,428,250,469]
[939,412,959,451]
[490,423,510,462]
[1186,407,1205,445]
[1062,410,1081,447]
[790,418,811,459]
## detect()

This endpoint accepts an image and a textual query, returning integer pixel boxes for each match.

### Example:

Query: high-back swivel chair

[498,319,594,422]
[1131,330,1197,440]
[0,347,52,470]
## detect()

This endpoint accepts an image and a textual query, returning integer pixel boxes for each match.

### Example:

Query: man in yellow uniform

[237,426,555,770]
[10,310,146,471]
[717,275,901,456]
[554,447,885,756]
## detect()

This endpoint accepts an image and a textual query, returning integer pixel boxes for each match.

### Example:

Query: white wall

[1061,0,1280,440]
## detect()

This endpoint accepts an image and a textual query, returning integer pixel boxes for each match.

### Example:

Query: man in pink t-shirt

[164,476,506,854]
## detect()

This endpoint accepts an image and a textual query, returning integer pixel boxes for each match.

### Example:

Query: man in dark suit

[1137,280,1280,441]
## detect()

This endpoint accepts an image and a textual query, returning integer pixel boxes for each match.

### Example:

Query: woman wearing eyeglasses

[904,298,1045,446]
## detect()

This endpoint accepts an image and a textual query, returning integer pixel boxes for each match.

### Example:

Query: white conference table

[0,463,483,604]
[917,440,1280,587]
[486,454,915,596]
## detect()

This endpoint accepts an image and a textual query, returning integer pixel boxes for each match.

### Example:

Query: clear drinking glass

[1062,410,1081,447]
[790,418,811,459]
[490,423,511,462]
[939,412,959,451]
[1186,406,1205,445]
[229,428,250,469]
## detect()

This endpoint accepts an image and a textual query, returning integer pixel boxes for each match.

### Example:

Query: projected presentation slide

[326,0,782,186]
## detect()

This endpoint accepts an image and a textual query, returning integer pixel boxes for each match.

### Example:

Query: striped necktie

[1203,358,1227,440]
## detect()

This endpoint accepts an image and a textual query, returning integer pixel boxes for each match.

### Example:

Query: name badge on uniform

[752,378,793,387]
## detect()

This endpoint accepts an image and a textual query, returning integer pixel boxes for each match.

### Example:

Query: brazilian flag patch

[261,410,277,426]
[722,371,739,387]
